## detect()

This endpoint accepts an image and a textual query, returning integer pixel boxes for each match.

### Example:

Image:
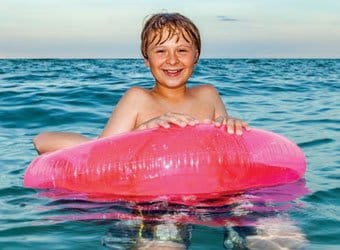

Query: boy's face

[144,29,199,89]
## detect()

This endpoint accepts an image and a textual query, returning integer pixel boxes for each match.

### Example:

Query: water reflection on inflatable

[38,179,309,249]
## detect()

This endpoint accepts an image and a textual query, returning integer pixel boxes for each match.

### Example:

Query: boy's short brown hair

[141,13,201,60]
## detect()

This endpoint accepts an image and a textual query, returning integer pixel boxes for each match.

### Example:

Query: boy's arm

[99,87,141,138]
[204,84,249,135]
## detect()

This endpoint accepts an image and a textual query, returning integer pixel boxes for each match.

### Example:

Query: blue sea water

[0,59,339,249]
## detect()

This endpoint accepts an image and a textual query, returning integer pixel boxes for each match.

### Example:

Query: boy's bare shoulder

[125,86,150,95]
[123,86,152,100]
[115,87,153,110]
[189,84,219,96]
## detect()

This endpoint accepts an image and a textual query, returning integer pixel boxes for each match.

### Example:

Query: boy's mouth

[163,69,182,77]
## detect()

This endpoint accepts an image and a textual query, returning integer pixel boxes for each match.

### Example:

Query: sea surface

[0,59,339,250]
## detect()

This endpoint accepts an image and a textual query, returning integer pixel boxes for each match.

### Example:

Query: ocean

[0,59,339,249]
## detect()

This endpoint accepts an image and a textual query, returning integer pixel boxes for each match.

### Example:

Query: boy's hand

[206,116,250,135]
[137,112,199,130]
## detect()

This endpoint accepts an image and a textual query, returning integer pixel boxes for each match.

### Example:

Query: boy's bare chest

[138,97,215,122]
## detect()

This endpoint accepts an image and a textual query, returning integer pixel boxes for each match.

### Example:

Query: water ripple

[0,59,339,249]
[298,138,335,148]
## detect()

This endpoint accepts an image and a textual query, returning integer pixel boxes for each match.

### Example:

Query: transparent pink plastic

[24,124,306,197]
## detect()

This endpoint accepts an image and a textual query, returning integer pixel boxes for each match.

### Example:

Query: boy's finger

[226,118,235,134]
[167,117,185,127]
[235,120,243,135]
[158,120,170,128]
[242,121,251,131]
[214,116,224,127]
[203,119,213,124]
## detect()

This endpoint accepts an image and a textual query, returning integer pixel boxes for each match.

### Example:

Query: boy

[33,13,249,154]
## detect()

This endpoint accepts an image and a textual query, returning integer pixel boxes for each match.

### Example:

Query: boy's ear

[144,58,150,67]
[194,49,199,64]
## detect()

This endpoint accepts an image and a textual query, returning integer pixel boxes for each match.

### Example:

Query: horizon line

[0,57,339,60]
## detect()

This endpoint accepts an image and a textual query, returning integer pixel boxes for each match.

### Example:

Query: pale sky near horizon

[1,0,339,58]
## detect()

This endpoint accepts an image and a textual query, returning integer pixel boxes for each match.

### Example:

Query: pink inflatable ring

[24,124,306,197]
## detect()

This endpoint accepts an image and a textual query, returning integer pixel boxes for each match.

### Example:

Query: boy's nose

[167,52,179,65]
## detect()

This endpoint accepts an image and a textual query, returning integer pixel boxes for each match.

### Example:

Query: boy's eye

[155,50,165,54]
[178,49,188,53]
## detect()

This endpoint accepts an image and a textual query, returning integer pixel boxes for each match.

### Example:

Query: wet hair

[141,13,201,61]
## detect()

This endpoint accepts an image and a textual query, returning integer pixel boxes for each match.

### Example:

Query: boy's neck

[151,84,187,100]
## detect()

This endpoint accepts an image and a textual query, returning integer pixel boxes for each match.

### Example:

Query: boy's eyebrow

[148,44,194,50]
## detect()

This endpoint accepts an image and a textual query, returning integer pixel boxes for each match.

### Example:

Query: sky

[1,0,339,58]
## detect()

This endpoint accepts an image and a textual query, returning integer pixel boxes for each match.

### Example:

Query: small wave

[1,73,59,82]
[298,138,334,148]
[303,188,340,205]
[290,118,340,125]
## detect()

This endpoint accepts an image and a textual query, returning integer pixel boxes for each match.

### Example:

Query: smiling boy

[33,13,249,154]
